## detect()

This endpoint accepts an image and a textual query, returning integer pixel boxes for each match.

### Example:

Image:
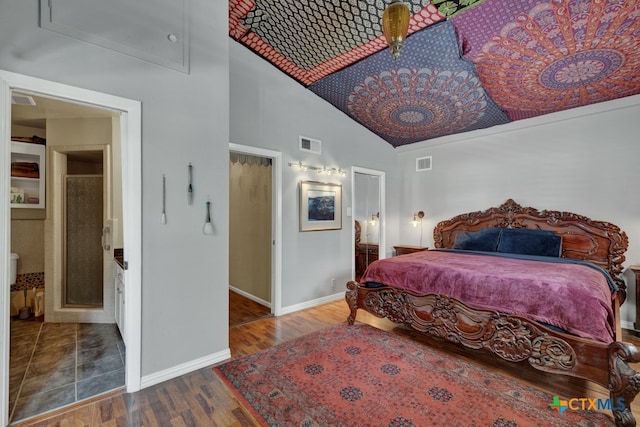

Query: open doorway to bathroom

[1,71,142,426]
[6,93,125,423]
[0,70,141,425]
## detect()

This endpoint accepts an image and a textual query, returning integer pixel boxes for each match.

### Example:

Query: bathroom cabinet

[11,141,46,209]
[114,261,126,343]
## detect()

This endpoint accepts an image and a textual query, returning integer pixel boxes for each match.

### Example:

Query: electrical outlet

[331,278,336,289]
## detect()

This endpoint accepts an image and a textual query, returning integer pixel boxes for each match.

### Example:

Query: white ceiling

[12,92,117,129]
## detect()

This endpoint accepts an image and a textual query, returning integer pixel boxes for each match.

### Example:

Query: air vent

[299,136,321,155]
[416,156,432,171]
[11,94,36,106]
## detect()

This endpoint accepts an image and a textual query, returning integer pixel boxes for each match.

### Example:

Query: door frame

[0,70,142,425]
[228,143,282,315]
[351,166,386,279]
[50,145,114,321]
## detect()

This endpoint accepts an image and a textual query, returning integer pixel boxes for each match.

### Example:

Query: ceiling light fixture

[382,0,411,60]
[288,161,347,177]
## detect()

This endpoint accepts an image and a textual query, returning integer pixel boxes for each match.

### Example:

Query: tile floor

[9,318,125,423]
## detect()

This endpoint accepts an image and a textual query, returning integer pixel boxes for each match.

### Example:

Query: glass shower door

[64,175,104,307]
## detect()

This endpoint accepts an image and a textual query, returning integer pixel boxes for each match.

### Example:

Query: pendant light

[382,0,411,60]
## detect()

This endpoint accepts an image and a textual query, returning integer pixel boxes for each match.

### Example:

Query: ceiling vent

[299,136,321,155]
[416,156,432,171]
[11,94,36,106]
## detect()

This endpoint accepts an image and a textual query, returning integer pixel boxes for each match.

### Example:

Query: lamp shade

[382,0,410,60]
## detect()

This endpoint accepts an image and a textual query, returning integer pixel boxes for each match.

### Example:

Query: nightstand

[355,243,379,281]
[631,265,640,331]
[393,245,428,256]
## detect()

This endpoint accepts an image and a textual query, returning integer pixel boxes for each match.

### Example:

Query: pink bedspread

[361,250,616,343]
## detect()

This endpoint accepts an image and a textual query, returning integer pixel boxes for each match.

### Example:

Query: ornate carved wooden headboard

[433,199,629,299]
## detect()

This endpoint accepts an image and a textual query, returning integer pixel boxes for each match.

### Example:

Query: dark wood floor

[228,290,271,327]
[11,295,640,426]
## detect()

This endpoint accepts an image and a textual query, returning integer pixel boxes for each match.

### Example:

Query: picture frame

[299,181,342,232]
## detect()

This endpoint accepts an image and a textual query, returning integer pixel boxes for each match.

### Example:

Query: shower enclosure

[64,175,104,307]
[46,147,115,323]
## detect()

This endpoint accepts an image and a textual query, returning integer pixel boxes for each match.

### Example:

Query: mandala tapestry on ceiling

[308,21,510,147]
[451,0,640,120]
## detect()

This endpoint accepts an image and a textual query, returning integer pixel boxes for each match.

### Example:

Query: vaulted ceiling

[229,0,640,147]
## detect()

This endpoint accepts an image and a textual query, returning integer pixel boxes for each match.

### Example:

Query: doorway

[9,104,118,423]
[228,143,282,320]
[47,145,115,323]
[229,151,272,325]
[0,70,142,425]
[352,167,386,280]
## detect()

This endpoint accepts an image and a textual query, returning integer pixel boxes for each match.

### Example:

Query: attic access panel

[40,0,190,73]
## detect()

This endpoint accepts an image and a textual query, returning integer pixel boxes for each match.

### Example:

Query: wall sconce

[288,161,347,177]
[369,212,380,226]
[411,211,424,228]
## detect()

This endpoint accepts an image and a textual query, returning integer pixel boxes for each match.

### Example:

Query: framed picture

[299,181,342,231]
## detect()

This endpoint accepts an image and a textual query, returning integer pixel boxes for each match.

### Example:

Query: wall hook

[161,174,167,224]
[187,163,193,205]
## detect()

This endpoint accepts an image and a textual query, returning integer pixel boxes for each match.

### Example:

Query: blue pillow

[453,228,502,252]
[496,228,562,257]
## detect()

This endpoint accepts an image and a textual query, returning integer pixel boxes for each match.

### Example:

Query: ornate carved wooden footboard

[345,199,640,426]
[346,283,640,426]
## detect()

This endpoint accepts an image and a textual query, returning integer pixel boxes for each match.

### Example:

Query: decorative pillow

[496,228,562,257]
[453,228,502,252]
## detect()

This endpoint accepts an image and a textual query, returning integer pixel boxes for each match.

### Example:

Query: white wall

[0,0,229,377]
[396,95,640,325]
[229,41,400,307]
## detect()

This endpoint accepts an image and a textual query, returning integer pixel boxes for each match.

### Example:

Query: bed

[345,199,640,426]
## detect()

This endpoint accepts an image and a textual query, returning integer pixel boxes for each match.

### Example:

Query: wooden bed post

[609,342,640,427]
[615,294,623,341]
[346,281,359,325]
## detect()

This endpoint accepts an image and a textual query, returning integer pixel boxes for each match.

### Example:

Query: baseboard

[139,291,344,389]
[229,285,271,308]
[279,291,344,316]
[621,320,634,331]
[140,348,231,389]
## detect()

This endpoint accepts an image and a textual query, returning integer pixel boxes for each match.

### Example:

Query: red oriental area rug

[214,323,614,426]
